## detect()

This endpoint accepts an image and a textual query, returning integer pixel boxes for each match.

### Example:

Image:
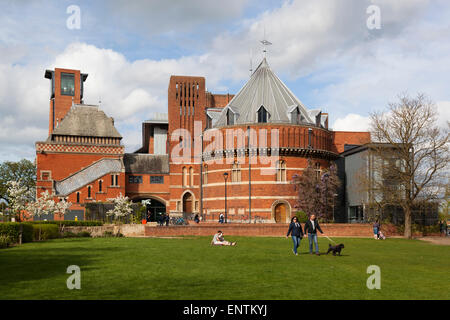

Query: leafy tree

[292,160,341,221]
[6,180,34,222]
[0,159,36,203]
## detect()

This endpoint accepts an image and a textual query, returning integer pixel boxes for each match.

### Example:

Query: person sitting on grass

[304,214,324,255]
[211,230,236,246]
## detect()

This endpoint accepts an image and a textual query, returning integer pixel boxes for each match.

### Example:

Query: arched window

[232,161,241,182]
[189,167,194,186]
[87,186,92,198]
[276,160,287,182]
[182,167,187,187]
[227,109,234,125]
[315,162,321,181]
[257,106,268,123]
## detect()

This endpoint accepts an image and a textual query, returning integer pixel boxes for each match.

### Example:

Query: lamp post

[223,172,229,223]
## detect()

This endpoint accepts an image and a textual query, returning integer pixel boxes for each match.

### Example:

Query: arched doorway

[183,192,193,214]
[274,202,288,223]
[140,198,166,222]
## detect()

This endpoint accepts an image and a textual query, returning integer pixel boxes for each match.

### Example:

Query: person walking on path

[286,216,304,255]
[304,214,324,255]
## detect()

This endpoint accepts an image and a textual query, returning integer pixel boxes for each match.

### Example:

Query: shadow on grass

[0,238,126,289]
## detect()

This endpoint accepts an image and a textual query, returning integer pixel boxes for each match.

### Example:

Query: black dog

[326,243,345,256]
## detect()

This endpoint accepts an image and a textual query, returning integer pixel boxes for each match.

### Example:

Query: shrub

[102,230,123,237]
[0,235,12,249]
[295,211,309,223]
[32,224,59,241]
[77,231,91,238]
[26,220,103,227]
[62,231,77,238]
[0,223,33,244]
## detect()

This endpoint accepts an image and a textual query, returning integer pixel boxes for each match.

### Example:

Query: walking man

[304,214,324,255]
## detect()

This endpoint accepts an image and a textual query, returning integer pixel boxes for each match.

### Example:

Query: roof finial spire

[260,27,272,58]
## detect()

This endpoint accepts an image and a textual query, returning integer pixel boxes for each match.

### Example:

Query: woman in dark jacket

[286,216,304,255]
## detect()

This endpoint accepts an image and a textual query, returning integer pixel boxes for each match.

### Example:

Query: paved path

[417,236,450,245]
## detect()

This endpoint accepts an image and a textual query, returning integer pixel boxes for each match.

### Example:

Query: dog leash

[324,235,337,245]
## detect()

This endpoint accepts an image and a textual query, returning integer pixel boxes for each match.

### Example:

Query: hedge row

[24,220,104,226]
[0,223,34,244]
[0,223,68,246]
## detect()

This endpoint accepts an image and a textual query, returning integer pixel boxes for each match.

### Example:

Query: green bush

[102,230,123,237]
[77,231,91,238]
[0,235,12,248]
[295,211,309,223]
[62,231,77,238]
[32,224,59,241]
[26,220,103,227]
[0,223,33,244]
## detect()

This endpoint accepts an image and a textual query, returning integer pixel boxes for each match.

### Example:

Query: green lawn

[0,236,448,300]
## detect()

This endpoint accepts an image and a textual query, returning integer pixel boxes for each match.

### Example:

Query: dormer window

[227,109,235,126]
[291,107,301,124]
[257,106,268,123]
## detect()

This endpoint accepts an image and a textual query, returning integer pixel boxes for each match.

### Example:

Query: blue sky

[0,0,449,162]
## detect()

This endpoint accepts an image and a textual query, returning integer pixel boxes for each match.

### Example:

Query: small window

[41,171,51,181]
[150,176,164,184]
[76,192,80,203]
[128,175,143,184]
[111,174,119,186]
[87,186,92,198]
[257,106,268,123]
[61,73,75,96]
[99,180,103,192]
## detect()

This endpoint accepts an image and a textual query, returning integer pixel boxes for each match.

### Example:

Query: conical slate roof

[214,58,314,127]
[51,104,122,138]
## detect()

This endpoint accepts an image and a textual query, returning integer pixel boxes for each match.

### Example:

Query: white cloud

[331,114,371,132]
[0,0,448,163]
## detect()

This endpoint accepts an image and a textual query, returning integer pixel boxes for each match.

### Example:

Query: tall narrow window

[99,180,103,192]
[232,161,241,182]
[87,186,92,198]
[315,163,321,181]
[182,167,187,187]
[276,160,287,182]
[257,106,268,123]
[203,165,208,185]
[61,73,75,96]
[76,192,80,203]
[189,167,194,186]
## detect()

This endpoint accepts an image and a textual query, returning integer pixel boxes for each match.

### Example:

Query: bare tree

[369,93,449,238]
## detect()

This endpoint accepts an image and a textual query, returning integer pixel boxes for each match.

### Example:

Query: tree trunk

[404,206,412,239]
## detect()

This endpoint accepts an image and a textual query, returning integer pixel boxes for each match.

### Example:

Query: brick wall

[144,223,402,237]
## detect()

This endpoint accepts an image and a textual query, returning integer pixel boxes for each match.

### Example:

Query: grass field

[0,236,449,300]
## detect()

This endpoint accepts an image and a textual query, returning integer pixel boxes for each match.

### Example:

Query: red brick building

[35,59,370,222]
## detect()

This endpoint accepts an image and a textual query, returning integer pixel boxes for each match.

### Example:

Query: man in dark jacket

[286,216,304,255]
[304,214,324,255]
